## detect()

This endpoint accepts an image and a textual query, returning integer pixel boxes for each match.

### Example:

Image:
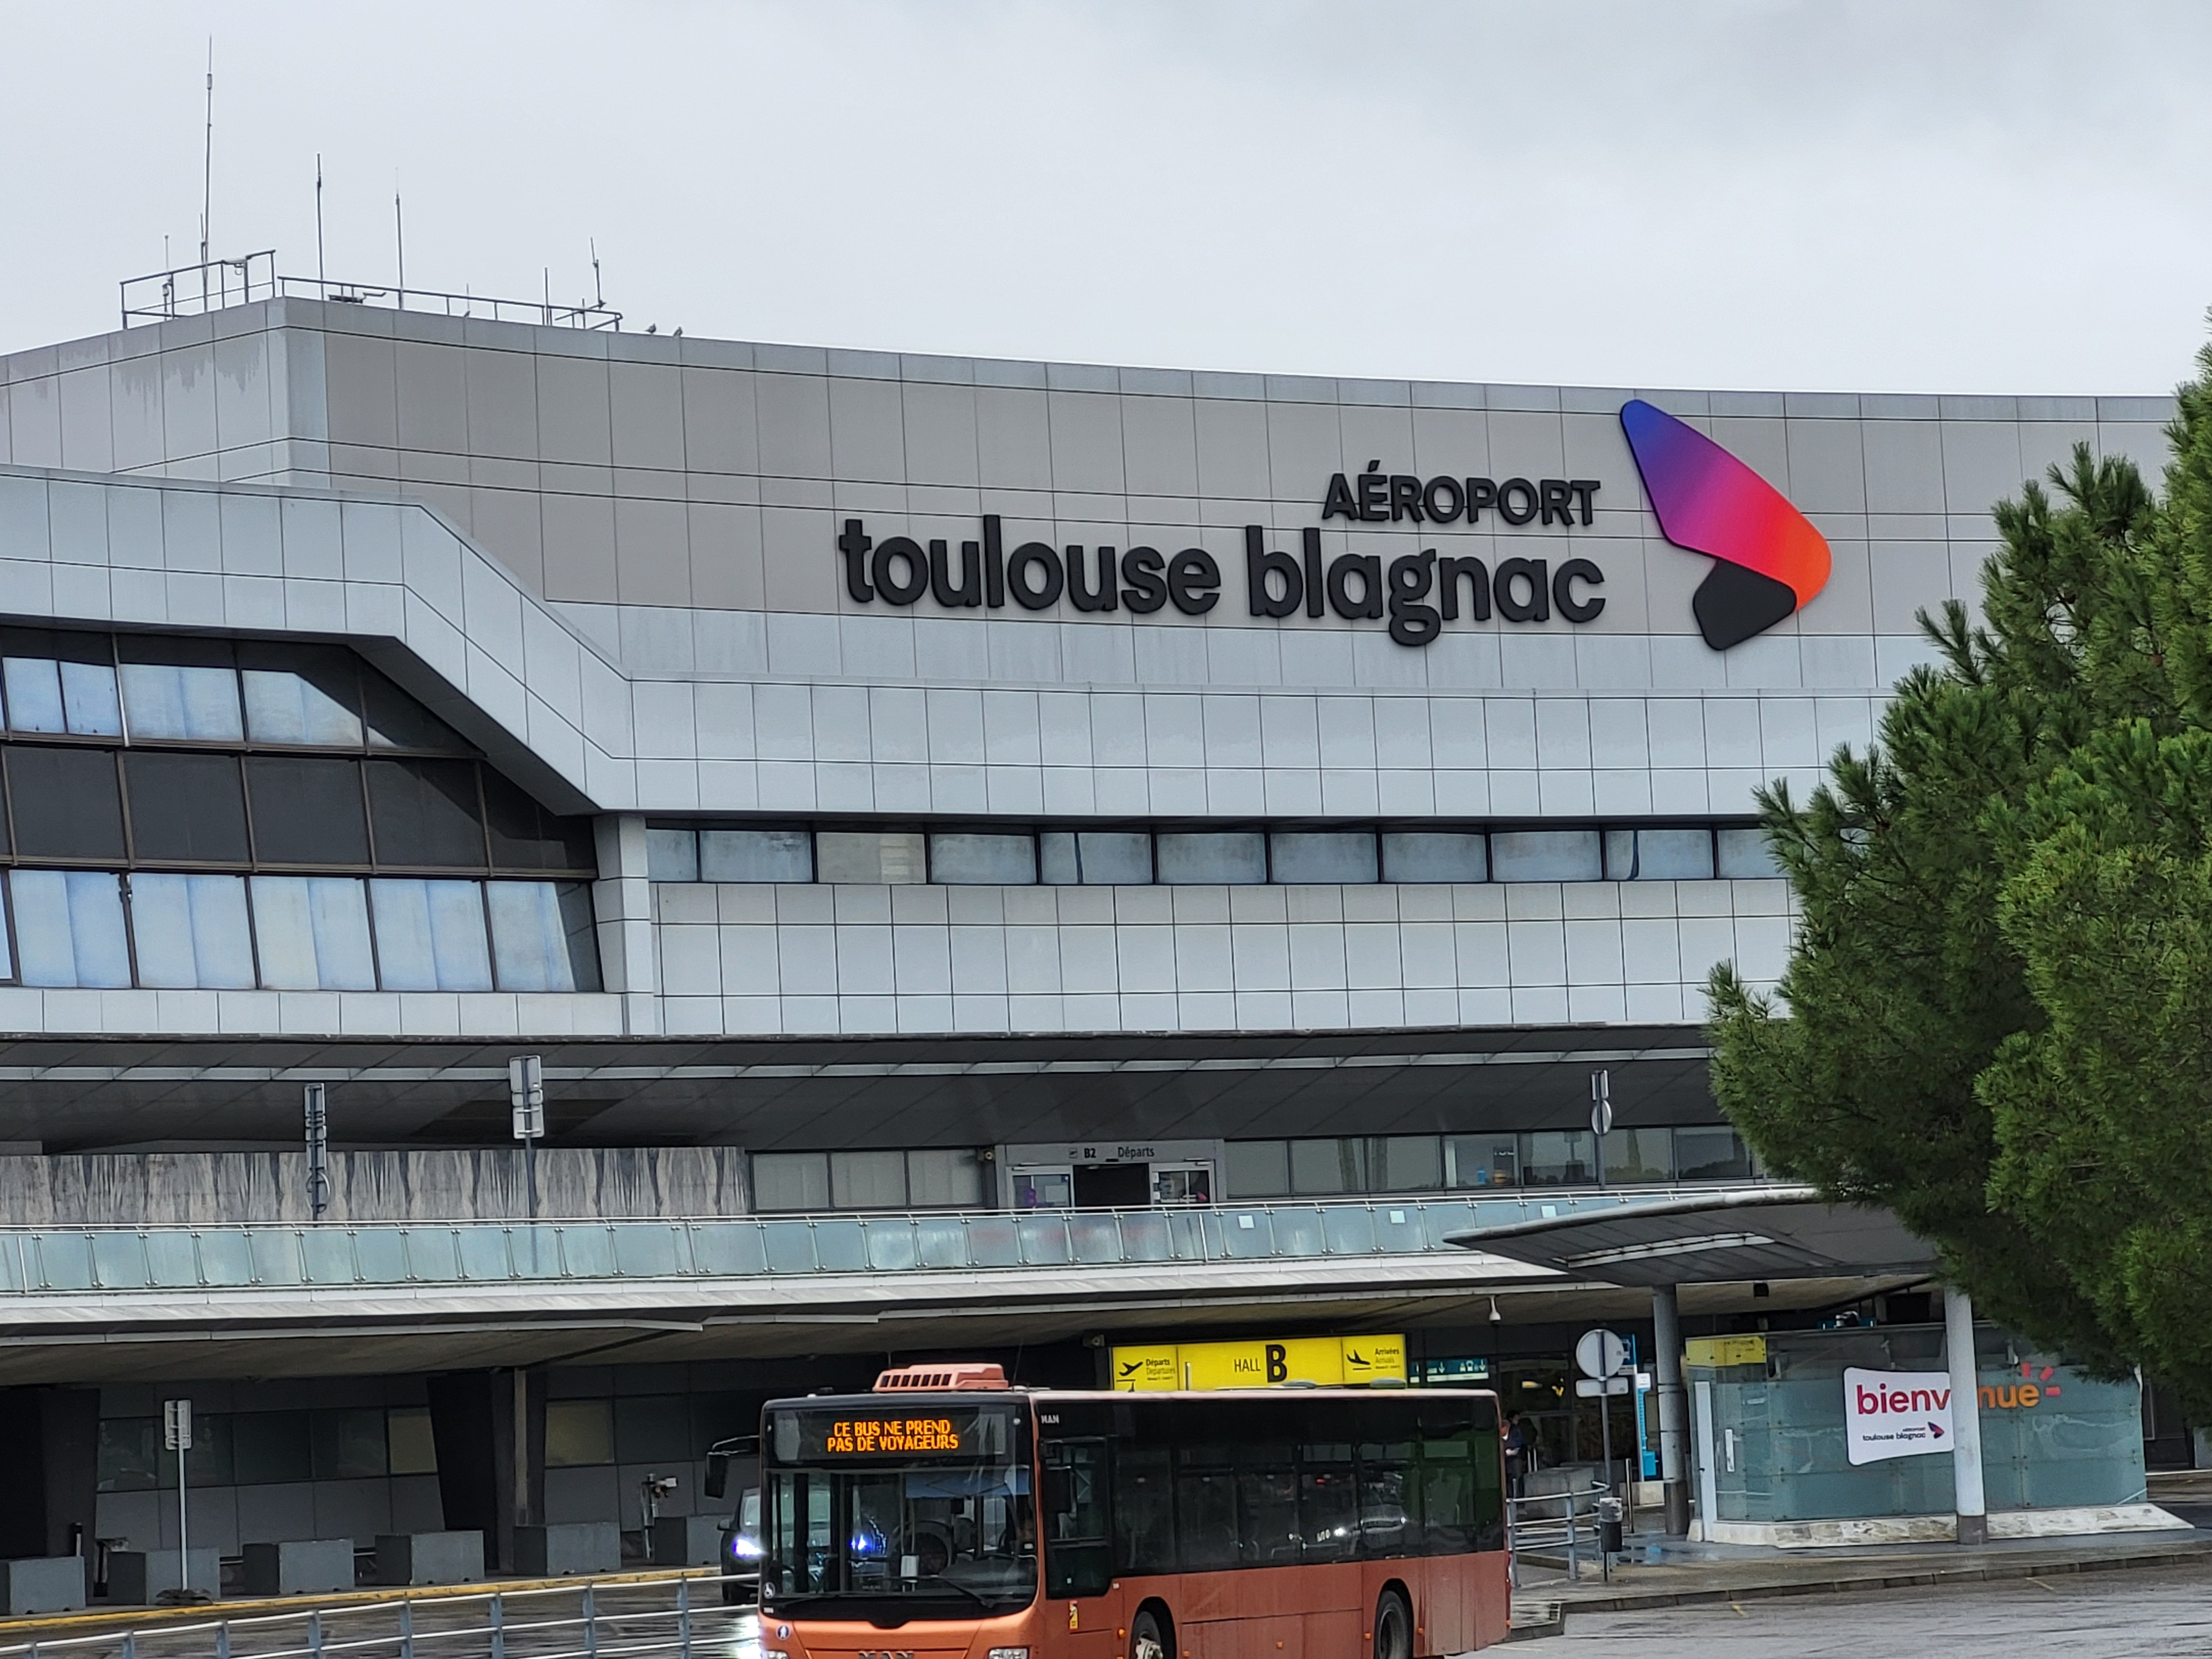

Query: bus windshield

[763,1402,1036,1621]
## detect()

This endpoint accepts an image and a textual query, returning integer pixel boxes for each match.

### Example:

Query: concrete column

[593,814,660,1035]
[1944,1285,1987,1545]
[1650,1284,1691,1536]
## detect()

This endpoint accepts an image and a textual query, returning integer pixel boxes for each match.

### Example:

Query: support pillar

[1943,1285,1987,1545]
[1650,1284,1691,1536]
[426,1368,546,1573]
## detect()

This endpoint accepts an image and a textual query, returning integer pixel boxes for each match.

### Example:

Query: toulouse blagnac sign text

[832,403,1837,653]
[835,463,1606,650]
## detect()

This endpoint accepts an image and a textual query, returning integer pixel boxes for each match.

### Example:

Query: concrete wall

[0,1147,748,1225]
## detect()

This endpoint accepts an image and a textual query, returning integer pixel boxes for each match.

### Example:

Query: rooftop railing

[0,1186,1763,1297]
[119,252,624,332]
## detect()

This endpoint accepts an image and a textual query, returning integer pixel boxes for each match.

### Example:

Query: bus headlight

[988,1648,1030,1659]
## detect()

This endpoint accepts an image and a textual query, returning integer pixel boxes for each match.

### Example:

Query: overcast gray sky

[2,1,2206,393]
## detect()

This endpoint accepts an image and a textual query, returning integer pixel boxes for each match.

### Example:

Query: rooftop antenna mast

[199,39,214,307]
[315,154,326,287]
[591,238,604,310]
[394,176,406,303]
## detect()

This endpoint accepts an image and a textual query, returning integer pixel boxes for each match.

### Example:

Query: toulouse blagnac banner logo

[833,401,1828,652]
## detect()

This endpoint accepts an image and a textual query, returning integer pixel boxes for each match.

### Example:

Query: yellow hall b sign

[1110,1334,1406,1391]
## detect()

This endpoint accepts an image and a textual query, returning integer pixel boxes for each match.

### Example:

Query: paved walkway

[1542,1565,2212,1657]
[1511,1522,2212,1630]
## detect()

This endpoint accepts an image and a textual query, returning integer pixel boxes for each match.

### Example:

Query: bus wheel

[1133,1606,1170,1659]
[1373,1589,1412,1659]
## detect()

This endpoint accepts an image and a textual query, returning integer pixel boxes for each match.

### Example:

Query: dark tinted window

[311,1408,389,1480]
[1110,1443,1175,1574]
[231,1411,314,1485]
[1172,1459,1239,1572]
[483,770,597,873]
[247,757,369,864]
[1300,1457,1359,1562]
[8,747,125,859]
[363,668,468,753]
[123,752,249,863]
[367,759,486,868]
[1236,1458,1300,1567]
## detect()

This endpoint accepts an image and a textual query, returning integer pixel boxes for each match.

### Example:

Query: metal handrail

[1506,1481,1610,1587]
[119,254,624,332]
[2,1573,730,1658]
[0,1186,1780,1298]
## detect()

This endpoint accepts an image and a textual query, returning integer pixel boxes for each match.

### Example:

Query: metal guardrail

[1,1576,738,1659]
[0,1577,733,1658]
[119,253,624,332]
[0,1187,1771,1298]
[1507,1482,1611,1587]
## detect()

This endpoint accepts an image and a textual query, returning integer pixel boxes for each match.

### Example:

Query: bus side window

[1355,1442,1415,1559]
[1470,1423,1506,1552]
[1418,1435,1475,1554]
[1174,1446,1240,1573]
[1113,1443,1176,1575]
[1234,1446,1300,1568]
[1297,1448,1358,1563]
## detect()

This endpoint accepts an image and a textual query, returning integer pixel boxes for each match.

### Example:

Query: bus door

[1042,1439,1116,1659]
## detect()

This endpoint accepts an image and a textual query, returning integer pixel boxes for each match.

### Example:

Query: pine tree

[1708,346,2212,1405]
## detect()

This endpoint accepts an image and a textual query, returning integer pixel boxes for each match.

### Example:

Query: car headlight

[734,1538,763,1558]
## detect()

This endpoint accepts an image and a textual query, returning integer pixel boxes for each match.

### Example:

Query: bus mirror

[1041,1465,1073,1517]
[705,1452,728,1500]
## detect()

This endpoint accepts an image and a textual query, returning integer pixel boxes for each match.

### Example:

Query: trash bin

[1597,1495,1624,1555]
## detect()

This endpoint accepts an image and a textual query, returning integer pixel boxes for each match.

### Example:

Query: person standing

[1503,1411,1530,1501]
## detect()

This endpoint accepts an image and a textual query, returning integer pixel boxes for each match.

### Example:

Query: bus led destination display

[822,1416,963,1454]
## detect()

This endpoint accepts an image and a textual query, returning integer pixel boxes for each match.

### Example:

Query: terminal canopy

[1444,1186,1937,1286]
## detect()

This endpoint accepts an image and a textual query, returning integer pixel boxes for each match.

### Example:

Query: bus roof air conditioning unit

[873,1363,1010,1392]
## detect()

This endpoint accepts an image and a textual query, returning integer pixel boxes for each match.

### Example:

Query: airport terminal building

[0,276,2176,1566]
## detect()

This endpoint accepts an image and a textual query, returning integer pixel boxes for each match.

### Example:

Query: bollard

[399,1598,415,1659]
[309,1610,325,1655]
[582,1582,599,1657]
[216,1623,232,1659]
[489,1592,505,1659]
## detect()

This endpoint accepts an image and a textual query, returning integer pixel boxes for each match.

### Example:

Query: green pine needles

[1711,340,2212,1415]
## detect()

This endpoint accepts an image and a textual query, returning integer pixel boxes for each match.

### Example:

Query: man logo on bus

[1620,399,1832,651]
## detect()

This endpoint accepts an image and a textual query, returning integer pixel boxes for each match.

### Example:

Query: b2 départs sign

[830,401,1834,653]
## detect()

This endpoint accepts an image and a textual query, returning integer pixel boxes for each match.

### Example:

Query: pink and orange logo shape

[1619,399,1830,650]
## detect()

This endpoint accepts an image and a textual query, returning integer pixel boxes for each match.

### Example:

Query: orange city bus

[757,1362,1510,1659]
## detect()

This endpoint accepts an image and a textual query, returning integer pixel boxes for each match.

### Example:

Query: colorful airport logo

[1620,399,1831,650]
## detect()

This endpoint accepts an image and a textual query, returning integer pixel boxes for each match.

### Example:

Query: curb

[0,1566,724,1642]
[1549,1541,2212,1614]
[1506,1600,1564,1641]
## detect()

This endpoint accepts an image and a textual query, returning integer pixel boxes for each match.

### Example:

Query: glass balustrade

[0,1188,1752,1295]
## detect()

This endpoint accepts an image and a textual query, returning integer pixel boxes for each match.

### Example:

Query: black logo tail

[1692,561,1797,651]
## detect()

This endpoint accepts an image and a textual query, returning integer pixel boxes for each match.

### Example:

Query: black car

[705,1434,762,1605]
